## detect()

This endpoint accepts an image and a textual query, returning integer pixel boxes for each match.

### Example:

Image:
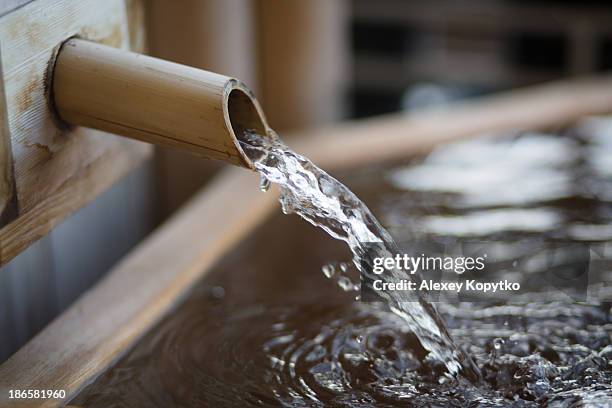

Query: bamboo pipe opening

[226,85,268,166]
[50,38,269,169]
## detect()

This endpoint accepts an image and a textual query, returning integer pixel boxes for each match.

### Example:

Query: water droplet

[491,337,505,362]
[210,286,225,299]
[337,276,353,292]
[356,335,364,344]
[259,175,271,192]
[339,262,348,272]
[321,264,335,279]
[355,294,361,301]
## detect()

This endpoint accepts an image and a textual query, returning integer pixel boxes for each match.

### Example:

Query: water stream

[238,130,481,381]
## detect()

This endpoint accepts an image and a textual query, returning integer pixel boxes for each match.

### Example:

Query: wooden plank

[0,0,151,266]
[0,131,149,264]
[0,46,17,225]
[3,75,612,406]
[291,75,612,169]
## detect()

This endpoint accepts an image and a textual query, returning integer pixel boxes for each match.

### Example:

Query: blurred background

[2,0,612,361]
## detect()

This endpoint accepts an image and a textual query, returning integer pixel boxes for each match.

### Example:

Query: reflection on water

[422,208,561,236]
[388,133,577,207]
[73,120,612,407]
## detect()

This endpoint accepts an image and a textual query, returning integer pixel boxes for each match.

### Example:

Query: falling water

[238,129,480,381]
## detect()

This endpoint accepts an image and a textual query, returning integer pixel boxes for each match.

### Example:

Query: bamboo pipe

[51,38,268,168]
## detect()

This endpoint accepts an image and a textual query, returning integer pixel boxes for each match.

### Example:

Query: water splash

[239,129,480,380]
[259,175,271,192]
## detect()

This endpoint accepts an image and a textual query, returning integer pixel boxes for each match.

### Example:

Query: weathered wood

[292,75,612,168]
[0,0,151,266]
[3,75,612,407]
[0,47,17,225]
[53,38,268,168]
[0,0,33,17]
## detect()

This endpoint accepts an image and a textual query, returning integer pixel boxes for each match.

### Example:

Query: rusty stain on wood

[81,23,124,48]
[22,141,52,155]
[15,73,35,114]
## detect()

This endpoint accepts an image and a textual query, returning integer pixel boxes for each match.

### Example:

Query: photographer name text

[373,279,520,293]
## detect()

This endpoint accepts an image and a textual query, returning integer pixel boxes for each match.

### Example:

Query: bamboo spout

[51,38,268,168]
